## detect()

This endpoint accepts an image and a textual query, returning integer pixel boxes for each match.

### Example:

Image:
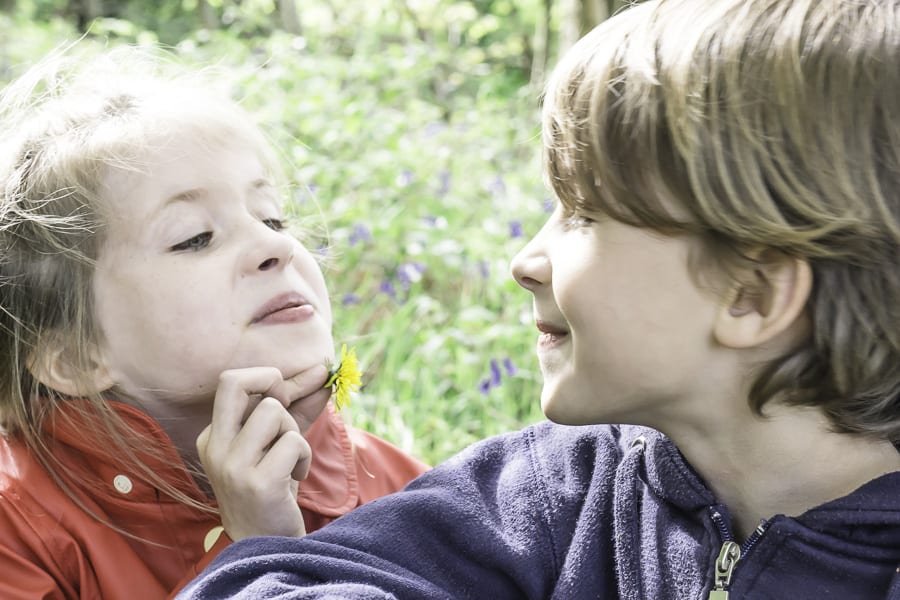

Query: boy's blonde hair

[0,44,280,526]
[543,0,900,441]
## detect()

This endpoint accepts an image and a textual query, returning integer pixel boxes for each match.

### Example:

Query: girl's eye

[262,218,286,232]
[170,232,213,252]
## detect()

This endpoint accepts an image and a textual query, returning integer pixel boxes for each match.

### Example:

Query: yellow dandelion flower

[324,344,362,410]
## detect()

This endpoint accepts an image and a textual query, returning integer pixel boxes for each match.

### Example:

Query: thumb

[196,423,212,460]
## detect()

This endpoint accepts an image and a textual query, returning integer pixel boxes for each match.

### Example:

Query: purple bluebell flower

[489,359,502,387]
[342,293,361,306]
[348,223,372,247]
[503,357,517,376]
[424,122,446,137]
[396,262,425,290]
[297,184,319,205]
[543,197,555,213]
[379,279,396,298]
[509,220,523,238]
[478,379,492,395]
[479,259,490,279]
[437,169,451,196]
[422,215,447,229]
[488,175,506,197]
[396,170,414,187]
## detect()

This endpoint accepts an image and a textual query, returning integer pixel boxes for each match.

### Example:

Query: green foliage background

[0,0,555,465]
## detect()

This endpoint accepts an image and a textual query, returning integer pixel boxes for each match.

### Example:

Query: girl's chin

[253,346,335,376]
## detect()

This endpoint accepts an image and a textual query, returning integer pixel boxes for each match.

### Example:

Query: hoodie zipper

[707,507,769,599]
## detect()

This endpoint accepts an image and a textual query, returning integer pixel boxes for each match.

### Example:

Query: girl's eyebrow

[251,178,274,191]
[250,178,279,201]
[164,188,208,206]
[163,179,273,207]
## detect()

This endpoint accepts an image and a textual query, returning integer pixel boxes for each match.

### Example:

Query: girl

[0,46,427,599]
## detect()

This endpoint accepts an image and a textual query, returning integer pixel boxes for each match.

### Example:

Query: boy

[180,0,900,597]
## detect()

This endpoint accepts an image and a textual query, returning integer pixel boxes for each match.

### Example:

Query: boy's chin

[541,389,589,425]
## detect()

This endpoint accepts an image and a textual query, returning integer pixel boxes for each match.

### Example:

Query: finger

[196,424,212,461]
[286,386,333,435]
[257,429,312,482]
[267,363,330,407]
[210,367,285,442]
[228,396,299,468]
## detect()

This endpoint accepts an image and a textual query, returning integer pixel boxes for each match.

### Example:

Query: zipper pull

[708,541,741,600]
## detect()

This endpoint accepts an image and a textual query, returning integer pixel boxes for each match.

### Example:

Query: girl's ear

[713,251,813,349]
[27,339,115,397]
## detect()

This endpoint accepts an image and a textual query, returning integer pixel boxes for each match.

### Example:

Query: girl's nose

[510,235,550,291]
[247,223,295,274]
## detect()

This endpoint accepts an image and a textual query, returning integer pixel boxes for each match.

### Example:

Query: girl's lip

[252,292,312,324]
[255,304,315,325]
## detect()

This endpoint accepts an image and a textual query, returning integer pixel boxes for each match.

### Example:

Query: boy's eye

[563,214,596,229]
[170,232,213,252]
[262,218,286,231]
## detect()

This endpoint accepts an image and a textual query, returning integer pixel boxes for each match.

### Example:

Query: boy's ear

[27,339,115,397]
[713,251,812,349]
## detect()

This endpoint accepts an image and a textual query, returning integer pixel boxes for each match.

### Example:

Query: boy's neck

[663,404,900,540]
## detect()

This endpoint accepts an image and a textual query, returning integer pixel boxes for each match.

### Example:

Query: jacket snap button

[203,526,225,552]
[113,474,133,494]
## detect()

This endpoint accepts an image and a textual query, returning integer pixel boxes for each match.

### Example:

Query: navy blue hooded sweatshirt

[179,423,900,599]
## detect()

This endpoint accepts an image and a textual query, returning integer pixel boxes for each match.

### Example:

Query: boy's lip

[252,292,312,324]
[535,319,568,335]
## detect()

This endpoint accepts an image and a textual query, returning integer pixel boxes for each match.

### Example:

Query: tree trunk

[559,0,579,56]
[73,0,103,32]
[529,0,552,88]
[198,0,218,30]
[279,0,302,34]
[559,0,634,55]
[582,0,608,29]
[609,0,631,17]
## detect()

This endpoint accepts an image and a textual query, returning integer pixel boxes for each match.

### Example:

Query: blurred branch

[394,0,430,44]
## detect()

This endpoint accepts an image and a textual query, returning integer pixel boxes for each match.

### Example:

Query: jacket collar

[631,425,900,529]
[46,400,359,514]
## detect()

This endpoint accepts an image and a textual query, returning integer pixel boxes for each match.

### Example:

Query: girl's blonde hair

[0,44,281,529]
[543,0,900,441]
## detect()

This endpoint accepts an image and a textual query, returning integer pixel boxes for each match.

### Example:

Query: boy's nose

[510,240,550,291]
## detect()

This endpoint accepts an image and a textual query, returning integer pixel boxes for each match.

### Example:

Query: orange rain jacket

[0,401,428,599]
